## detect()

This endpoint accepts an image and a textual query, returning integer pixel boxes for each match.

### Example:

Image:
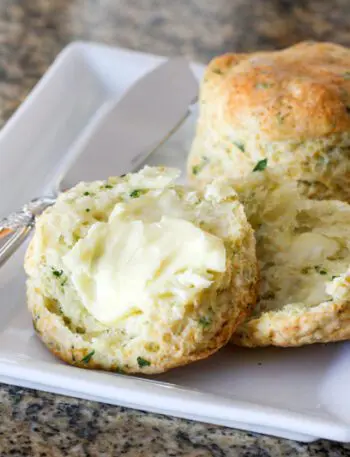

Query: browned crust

[34,315,234,374]
[31,270,259,374]
[231,299,350,348]
[202,41,350,142]
[28,238,259,374]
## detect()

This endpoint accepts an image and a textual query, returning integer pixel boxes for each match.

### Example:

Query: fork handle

[0,226,34,268]
[0,196,56,267]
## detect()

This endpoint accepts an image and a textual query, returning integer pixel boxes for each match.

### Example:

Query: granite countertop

[1,0,350,455]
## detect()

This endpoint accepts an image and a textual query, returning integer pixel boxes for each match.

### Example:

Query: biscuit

[25,167,258,373]
[228,170,350,347]
[188,42,350,201]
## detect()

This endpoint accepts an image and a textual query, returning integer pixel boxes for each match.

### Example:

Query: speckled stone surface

[1,385,350,457]
[1,0,350,455]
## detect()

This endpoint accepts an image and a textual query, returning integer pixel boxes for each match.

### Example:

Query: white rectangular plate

[0,42,350,443]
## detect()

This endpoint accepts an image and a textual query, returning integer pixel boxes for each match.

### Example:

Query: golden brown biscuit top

[203,42,350,141]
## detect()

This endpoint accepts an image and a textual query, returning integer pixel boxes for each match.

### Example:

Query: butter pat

[63,214,226,325]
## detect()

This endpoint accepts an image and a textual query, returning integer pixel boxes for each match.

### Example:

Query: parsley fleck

[192,156,209,175]
[301,266,311,274]
[73,233,81,243]
[130,189,145,198]
[105,184,113,189]
[120,174,126,178]
[332,275,339,280]
[233,140,245,152]
[315,266,327,275]
[212,68,223,75]
[61,278,68,287]
[115,367,126,374]
[198,317,211,328]
[252,158,268,172]
[85,208,91,212]
[255,82,272,89]
[83,191,90,196]
[137,357,151,368]
[192,165,200,175]
[81,350,95,364]
[52,269,63,278]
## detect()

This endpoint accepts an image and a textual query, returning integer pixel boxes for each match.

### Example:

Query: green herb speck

[85,208,91,212]
[61,278,68,287]
[73,233,81,243]
[105,184,113,189]
[332,275,339,280]
[83,191,90,196]
[115,367,126,374]
[255,82,272,89]
[137,357,151,368]
[233,140,245,152]
[252,158,268,172]
[192,156,209,175]
[52,269,63,278]
[212,68,223,75]
[198,317,211,328]
[81,350,95,364]
[315,266,327,275]
[130,189,145,198]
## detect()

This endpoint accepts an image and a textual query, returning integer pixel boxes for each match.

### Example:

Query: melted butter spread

[63,206,226,325]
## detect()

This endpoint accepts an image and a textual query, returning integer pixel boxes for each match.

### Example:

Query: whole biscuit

[188,42,350,201]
